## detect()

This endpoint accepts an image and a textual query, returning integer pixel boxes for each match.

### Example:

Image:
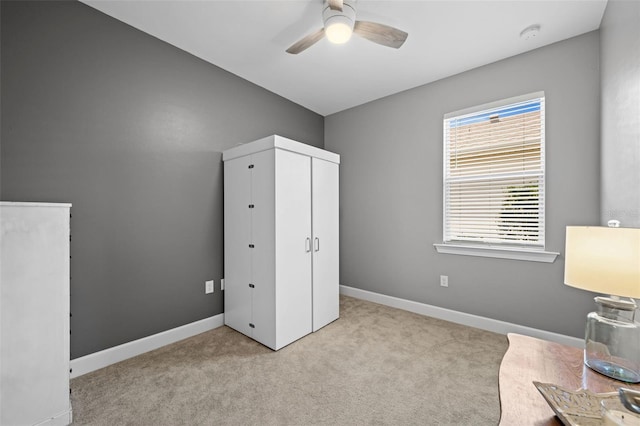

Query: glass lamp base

[586,358,640,383]
[584,296,640,384]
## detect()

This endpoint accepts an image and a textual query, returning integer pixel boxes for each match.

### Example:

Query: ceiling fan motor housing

[323,0,356,31]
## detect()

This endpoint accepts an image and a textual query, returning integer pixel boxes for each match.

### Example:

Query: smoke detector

[520,25,540,41]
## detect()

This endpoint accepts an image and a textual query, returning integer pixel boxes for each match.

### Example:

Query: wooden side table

[498,333,640,425]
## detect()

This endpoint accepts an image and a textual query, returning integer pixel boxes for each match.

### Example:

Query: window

[435,92,558,262]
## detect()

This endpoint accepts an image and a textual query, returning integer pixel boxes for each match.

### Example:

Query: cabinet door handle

[314,237,320,252]
[305,238,311,253]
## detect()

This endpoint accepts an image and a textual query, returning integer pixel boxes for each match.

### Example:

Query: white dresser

[1,202,72,426]
[223,135,340,350]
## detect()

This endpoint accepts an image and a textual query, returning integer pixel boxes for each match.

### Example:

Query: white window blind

[443,93,545,248]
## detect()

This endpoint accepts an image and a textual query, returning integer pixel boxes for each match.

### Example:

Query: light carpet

[71,295,508,425]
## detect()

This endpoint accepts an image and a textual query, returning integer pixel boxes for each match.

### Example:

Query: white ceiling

[81,0,607,116]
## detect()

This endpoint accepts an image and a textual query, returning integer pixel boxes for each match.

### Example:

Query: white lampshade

[564,226,640,298]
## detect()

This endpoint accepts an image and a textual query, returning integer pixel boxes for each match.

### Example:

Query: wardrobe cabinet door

[311,158,340,331]
[223,156,253,338]
[273,149,313,349]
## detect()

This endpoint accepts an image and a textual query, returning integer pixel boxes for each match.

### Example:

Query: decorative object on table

[533,381,618,425]
[564,222,640,383]
[601,395,640,425]
[619,388,640,414]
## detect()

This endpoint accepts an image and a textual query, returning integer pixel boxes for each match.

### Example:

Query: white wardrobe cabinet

[1,202,72,426]
[223,135,339,350]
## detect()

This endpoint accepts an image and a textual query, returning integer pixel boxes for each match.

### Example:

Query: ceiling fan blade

[354,21,408,49]
[286,28,326,54]
[328,0,343,11]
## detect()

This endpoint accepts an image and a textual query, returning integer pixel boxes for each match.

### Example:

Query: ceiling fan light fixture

[285,0,408,54]
[325,16,353,44]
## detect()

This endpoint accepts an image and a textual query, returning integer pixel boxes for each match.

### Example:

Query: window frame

[434,92,558,263]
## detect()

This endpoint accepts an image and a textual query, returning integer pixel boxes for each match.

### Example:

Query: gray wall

[600,0,640,228]
[0,1,323,358]
[325,32,601,338]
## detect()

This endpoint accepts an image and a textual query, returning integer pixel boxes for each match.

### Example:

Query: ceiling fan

[286,0,408,54]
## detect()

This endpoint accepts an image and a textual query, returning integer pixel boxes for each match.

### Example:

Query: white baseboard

[34,408,72,426]
[340,285,584,348]
[71,288,582,378]
[70,314,225,378]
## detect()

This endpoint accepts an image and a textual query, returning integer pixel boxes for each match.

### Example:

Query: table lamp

[564,224,640,383]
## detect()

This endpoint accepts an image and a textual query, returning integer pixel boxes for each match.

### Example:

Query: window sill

[433,243,559,263]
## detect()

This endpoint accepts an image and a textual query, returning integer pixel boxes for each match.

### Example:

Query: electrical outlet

[205,280,214,294]
[221,278,225,291]
[440,275,449,287]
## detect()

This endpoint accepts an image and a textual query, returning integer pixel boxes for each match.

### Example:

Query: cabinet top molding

[223,135,340,164]
[0,201,72,208]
